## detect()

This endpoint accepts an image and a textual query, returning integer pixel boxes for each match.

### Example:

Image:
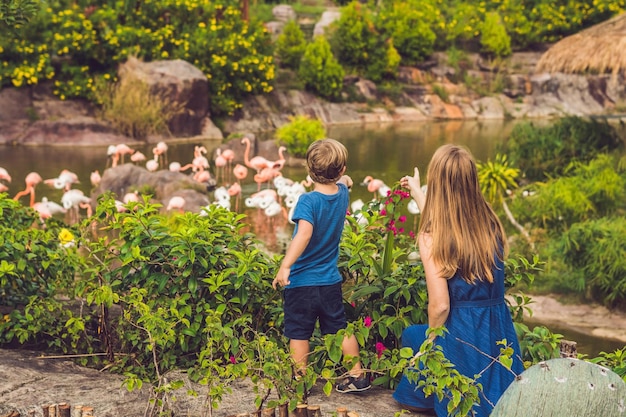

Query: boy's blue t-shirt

[286,183,349,288]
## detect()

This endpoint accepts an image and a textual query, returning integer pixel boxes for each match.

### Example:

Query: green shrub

[275,20,307,70]
[275,114,326,158]
[376,0,436,65]
[298,35,344,100]
[0,1,275,116]
[501,117,624,182]
[560,217,626,307]
[480,12,511,58]
[328,1,397,82]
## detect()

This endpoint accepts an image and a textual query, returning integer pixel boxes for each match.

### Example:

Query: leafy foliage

[515,323,563,366]
[375,0,437,65]
[328,1,397,82]
[275,114,326,158]
[275,19,307,70]
[298,35,345,100]
[0,0,274,115]
[501,117,624,182]
[509,154,625,233]
[480,12,511,58]
[559,217,626,307]
[0,0,40,27]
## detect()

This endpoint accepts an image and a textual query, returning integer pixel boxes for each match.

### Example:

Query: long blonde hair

[418,144,508,283]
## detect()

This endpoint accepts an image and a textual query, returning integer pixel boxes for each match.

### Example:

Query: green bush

[298,35,344,100]
[501,117,624,182]
[0,0,275,116]
[480,12,511,58]
[560,217,626,307]
[275,20,307,70]
[376,0,436,64]
[328,1,397,82]
[275,114,326,158]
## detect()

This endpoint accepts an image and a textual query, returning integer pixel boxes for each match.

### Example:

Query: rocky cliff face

[0,52,624,147]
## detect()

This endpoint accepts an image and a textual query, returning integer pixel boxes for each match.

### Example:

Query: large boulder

[91,163,213,213]
[118,57,210,137]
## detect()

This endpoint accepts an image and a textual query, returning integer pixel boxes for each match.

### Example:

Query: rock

[313,10,341,37]
[91,163,212,213]
[119,57,210,137]
[471,96,505,119]
[272,4,296,22]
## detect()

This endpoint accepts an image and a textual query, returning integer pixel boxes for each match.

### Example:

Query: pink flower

[351,301,356,307]
[398,215,407,223]
[409,231,415,239]
[380,209,387,216]
[363,316,372,328]
[376,342,386,359]
[229,355,236,364]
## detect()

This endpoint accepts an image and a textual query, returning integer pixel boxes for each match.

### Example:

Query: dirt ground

[1,293,625,417]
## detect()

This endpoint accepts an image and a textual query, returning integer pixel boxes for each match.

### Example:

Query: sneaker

[335,374,372,393]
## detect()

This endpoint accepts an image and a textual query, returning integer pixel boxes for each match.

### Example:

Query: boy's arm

[272,219,314,289]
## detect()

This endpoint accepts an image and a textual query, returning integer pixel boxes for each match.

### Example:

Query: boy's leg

[290,339,310,374]
[341,334,363,377]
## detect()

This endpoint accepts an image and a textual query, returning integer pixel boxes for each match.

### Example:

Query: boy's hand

[272,267,291,289]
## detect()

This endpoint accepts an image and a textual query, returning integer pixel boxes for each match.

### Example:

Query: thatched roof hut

[536,13,626,76]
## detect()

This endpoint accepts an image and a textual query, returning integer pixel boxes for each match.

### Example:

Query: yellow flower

[59,228,75,247]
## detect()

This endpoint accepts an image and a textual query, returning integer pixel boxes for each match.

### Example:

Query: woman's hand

[401,167,425,212]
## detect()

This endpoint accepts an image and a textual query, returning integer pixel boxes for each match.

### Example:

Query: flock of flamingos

[0,138,412,231]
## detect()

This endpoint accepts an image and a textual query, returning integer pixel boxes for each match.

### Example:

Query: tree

[478,154,534,249]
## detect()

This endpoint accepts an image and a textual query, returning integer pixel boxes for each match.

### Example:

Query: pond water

[1,118,623,356]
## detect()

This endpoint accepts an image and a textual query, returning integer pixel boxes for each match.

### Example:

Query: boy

[272,138,371,393]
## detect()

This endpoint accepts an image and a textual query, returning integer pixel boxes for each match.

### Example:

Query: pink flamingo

[130,151,147,164]
[32,201,52,221]
[241,137,274,172]
[253,166,281,190]
[0,167,11,193]
[227,182,242,211]
[166,196,186,213]
[233,164,248,184]
[273,146,287,171]
[13,172,43,207]
[362,175,390,200]
[115,143,135,164]
[0,167,11,183]
[146,155,159,172]
[222,148,235,183]
[90,170,101,188]
[194,170,212,183]
[153,141,169,168]
[44,169,79,191]
[214,148,227,185]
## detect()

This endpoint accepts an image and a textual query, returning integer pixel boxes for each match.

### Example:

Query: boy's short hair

[306,139,348,184]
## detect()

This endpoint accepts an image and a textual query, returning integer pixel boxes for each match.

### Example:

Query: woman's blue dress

[392,259,524,417]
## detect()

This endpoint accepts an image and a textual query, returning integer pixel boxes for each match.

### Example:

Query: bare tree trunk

[502,200,534,250]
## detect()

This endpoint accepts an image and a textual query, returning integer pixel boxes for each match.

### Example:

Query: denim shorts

[283,282,346,340]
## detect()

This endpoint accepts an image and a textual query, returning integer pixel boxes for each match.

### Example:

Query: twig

[36,352,109,359]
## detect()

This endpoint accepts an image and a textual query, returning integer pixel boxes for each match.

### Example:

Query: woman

[393,144,524,417]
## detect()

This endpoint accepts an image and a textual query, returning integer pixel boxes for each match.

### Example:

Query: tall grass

[97,74,184,139]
